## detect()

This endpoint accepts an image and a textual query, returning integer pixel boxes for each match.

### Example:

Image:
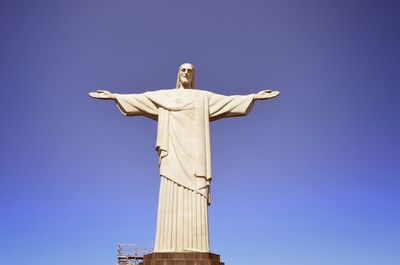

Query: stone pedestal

[142,252,224,265]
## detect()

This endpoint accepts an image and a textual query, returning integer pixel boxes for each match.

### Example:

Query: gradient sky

[0,1,399,265]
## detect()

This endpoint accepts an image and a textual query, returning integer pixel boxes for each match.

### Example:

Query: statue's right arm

[88,90,116,100]
[89,89,159,120]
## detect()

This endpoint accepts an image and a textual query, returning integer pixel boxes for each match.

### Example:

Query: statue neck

[178,82,194,89]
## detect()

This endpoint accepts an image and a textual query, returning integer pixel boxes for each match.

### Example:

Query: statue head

[176,63,195,89]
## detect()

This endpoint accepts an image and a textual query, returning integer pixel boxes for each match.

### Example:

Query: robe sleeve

[208,92,255,121]
[114,91,159,121]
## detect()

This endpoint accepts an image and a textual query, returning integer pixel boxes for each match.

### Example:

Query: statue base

[142,252,224,265]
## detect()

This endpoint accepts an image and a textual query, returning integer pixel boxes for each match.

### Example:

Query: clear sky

[0,1,399,265]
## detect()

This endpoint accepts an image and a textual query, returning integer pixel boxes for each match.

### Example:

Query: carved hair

[176,63,196,89]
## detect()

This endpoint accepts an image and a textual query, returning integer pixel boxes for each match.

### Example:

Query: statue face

[179,64,194,88]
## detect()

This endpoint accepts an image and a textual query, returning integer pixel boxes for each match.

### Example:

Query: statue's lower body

[143,177,224,264]
[154,176,210,252]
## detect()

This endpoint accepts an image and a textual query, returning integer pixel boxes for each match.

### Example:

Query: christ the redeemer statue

[89,63,280,253]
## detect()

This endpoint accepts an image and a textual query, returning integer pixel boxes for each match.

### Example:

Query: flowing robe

[114,89,255,252]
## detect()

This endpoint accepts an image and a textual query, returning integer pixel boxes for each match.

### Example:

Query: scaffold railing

[116,244,152,265]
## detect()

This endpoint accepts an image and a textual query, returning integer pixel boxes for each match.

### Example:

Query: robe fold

[114,88,254,252]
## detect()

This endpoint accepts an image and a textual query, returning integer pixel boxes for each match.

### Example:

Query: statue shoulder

[143,89,171,96]
[194,89,212,97]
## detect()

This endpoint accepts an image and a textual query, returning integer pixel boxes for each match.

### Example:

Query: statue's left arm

[208,89,280,121]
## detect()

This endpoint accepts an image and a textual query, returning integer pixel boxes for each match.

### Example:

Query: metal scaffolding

[116,244,152,265]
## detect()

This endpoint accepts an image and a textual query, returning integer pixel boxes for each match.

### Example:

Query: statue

[89,63,280,253]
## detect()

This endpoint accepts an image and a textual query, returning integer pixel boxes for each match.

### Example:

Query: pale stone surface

[89,63,280,253]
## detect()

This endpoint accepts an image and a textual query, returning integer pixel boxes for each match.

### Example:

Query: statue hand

[254,89,280,100]
[88,90,116,100]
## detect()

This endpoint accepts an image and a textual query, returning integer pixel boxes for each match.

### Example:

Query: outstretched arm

[254,89,280,100]
[208,89,280,121]
[88,90,116,100]
[89,89,159,120]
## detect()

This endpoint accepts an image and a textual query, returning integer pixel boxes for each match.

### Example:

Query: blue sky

[0,1,399,265]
